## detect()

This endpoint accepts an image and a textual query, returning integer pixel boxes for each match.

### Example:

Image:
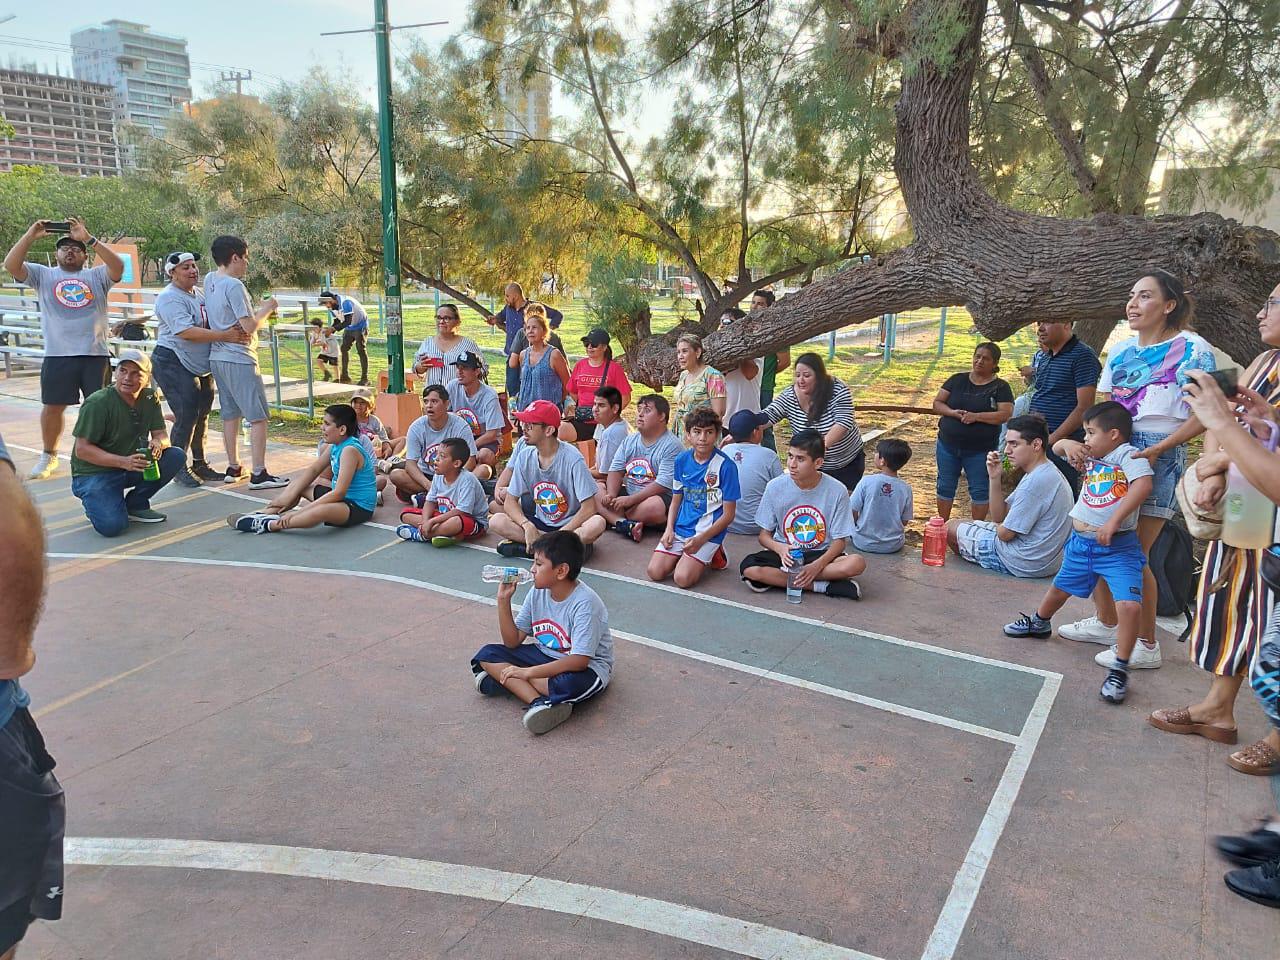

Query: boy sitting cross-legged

[598,393,683,542]
[395,436,488,547]
[471,530,614,735]
[740,429,866,600]
[1003,401,1153,704]
[648,408,740,588]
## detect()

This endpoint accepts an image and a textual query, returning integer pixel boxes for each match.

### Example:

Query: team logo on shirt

[455,407,481,431]
[532,481,569,522]
[625,456,656,486]
[436,495,455,514]
[532,617,571,652]
[1081,460,1128,508]
[53,278,94,309]
[783,505,827,547]
[423,442,443,473]
[880,482,895,496]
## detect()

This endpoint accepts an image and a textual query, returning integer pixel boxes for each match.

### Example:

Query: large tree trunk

[625,0,1280,386]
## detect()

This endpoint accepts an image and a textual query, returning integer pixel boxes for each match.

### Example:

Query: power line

[0,32,286,83]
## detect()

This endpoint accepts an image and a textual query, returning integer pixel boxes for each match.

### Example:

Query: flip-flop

[1148,706,1239,745]
[1228,739,1280,776]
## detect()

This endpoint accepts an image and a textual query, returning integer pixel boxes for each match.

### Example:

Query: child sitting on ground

[590,386,629,483]
[396,437,489,546]
[309,318,340,382]
[471,530,614,735]
[740,429,866,599]
[649,408,740,588]
[1003,401,1153,704]
[351,387,404,460]
[848,438,914,554]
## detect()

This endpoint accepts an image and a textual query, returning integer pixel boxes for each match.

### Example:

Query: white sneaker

[376,489,384,506]
[1095,640,1162,670]
[1058,615,1118,645]
[27,452,57,480]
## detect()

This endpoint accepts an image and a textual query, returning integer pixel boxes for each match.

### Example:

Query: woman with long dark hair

[763,352,865,489]
[932,341,1014,521]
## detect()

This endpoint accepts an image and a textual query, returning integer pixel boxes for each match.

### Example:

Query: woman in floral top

[670,333,726,440]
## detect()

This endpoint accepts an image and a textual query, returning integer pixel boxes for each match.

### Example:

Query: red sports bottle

[922,516,947,567]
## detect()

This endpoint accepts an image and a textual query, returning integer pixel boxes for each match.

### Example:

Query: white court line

[64,837,882,960]
[47,552,1018,744]
[919,673,1061,960]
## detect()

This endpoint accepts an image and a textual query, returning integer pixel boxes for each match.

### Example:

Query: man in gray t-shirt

[390,385,479,501]
[598,394,682,539]
[4,218,125,479]
[723,411,783,535]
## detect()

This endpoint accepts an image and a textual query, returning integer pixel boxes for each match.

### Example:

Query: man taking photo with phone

[3,217,125,480]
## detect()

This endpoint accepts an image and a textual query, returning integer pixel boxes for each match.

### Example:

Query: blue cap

[727,409,770,440]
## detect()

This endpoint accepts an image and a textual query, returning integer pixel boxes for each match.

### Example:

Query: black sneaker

[228,512,275,534]
[1099,668,1128,704]
[522,698,573,734]
[248,470,289,490]
[1217,826,1280,868]
[192,461,223,482]
[581,542,594,564]
[497,540,531,559]
[174,467,202,488]
[825,579,862,600]
[474,671,504,696]
[744,578,771,594]
[222,464,246,483]
[1224,858,1280,908]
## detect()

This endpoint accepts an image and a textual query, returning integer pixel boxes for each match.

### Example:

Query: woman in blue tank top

[226,403,379,534]
[508,303,569,410]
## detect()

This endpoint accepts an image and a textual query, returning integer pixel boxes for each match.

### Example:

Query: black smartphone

[43,220,71,234]
[1209,367,1240,396]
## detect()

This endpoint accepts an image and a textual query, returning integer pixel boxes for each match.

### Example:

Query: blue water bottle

[786,548,804,604]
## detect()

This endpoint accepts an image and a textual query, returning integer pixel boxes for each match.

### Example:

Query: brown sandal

[1227,739,1280,776]
[1148,707,1239,745]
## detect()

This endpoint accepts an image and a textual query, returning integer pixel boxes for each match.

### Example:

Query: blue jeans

[1130,430,1185,520]
[70,446,186,537]
[150,346,214,462]
[935,439,991,504]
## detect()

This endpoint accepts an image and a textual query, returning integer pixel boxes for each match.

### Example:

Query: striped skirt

[1189,541,1275,677]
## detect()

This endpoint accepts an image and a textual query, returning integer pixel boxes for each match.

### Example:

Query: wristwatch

[87,236,98,247]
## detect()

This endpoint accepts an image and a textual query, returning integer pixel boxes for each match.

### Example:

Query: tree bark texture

[625,0,1280,386]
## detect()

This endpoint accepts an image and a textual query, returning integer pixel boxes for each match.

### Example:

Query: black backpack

[1150,520,1198,640]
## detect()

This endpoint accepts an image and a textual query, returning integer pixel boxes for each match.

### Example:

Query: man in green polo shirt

[69,349,187,536]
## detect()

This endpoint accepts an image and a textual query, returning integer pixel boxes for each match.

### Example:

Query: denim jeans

[935,438,992,504]
[1130,429,1185,520]
[150,346,214,462]
[70,446,186,537]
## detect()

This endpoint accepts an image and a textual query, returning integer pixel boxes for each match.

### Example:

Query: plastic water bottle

[1222,421,1279,550]
[922,516,947,566]
[137,440,160,481]
[785,548,804,604]
[482,564,534,585]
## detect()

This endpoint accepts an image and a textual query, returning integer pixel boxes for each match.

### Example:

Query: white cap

[163,251,200,277]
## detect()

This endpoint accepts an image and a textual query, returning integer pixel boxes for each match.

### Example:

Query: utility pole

[219,70,252,96]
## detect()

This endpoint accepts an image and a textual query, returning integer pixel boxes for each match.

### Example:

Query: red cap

[513,399,562,427]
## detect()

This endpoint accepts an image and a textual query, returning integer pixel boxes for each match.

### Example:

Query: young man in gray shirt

[722,410,783,535]
[598,393,682,542]
[4,217,124,480]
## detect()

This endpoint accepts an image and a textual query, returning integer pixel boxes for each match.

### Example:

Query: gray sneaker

[1100,669,1128,704]
[174,467,202,488]
[1004,612,1052,638]
[127,507,167,524]
[522,699,573,735]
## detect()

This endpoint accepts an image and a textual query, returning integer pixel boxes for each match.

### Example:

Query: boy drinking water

[1003,401,1153,703]
[396,437,489,546]
[848,438,914,554]
[648,408,740,588]
[471,530,614,735]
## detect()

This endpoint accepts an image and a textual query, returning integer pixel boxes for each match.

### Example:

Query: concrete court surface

[0,392,1277,960]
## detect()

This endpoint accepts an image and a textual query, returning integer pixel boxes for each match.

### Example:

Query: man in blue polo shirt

[1028,319,1101,497]
[488,282,563,399]
[319,291,370,386]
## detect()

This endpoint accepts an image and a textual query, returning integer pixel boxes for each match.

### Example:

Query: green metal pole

[375,0,404,393]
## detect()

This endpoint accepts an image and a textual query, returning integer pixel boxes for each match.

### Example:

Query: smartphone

[1209,367,1240,396]
[43,220,71,234]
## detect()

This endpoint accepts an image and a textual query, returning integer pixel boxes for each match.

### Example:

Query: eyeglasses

[436,314,456,320]
[1264,298,1280,312]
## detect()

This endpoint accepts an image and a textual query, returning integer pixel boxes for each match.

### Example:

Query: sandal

[1148,707,1239,745]
[1227,739,1280,776]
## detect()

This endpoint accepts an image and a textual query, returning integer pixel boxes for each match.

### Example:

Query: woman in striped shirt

[413,303,486,387]
[764,352,865,490]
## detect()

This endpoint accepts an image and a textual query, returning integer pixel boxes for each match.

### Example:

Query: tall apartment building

[0,68,119,176]
[71,20,192,141]
[495,69,552,144]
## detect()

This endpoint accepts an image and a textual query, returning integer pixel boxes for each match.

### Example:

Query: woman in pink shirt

[559,327,632,443]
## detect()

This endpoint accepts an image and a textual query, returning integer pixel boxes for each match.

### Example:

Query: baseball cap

[452,350,484,369]
[55,236,87,251]
[112,348,153,375]
[318,290,339,303]
[351,387,374,402]
[727,409,770,440]
[581,328,610,347]
[163,251,200,276]
[513,399,562,427]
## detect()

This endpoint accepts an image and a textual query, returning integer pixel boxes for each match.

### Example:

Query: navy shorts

[1052,529,1146,601]
[40,354,109,405]
[471,643,606,705]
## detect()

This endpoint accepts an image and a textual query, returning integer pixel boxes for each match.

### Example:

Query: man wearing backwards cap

[151,252,251,488]
[3,216,125,480]
[722,410,782,535]
[67,349,186,536]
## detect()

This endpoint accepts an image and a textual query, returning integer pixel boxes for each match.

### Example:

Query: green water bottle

[137,439,160,481]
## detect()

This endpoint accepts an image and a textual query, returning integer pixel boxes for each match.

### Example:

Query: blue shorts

[471,643,606,705]
[1130,431,1185,520]
[1052,530,1146,601]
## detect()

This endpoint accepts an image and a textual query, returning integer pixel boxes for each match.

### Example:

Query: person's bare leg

[936,496,953,521]
[575,514,607,545]
[1113,600,1142,662]
[1181,673,1246,729]
[488,512,525,542]
[672,554,707,589]
[820,553,867,580]
[479,660,539,703]
[222,416,241,466]
[1135,516,1165,643]
[971,502,990,521]
[249,419,269,474]
[945,518,965,554]
[647,550,679,582]
[40,403,65,454]
[272,502,350,531]
[742,566,787,588]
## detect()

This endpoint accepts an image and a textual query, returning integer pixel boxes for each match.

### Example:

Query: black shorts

[739,547,828,577]
[563,417,596,442]
[311,484,375,527]
[0,708,65,952]
[40,355,110,405]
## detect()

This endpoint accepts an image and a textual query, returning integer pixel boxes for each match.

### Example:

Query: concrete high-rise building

[71,20,192,141]
[0,67,119,176]
[495,70,551,144]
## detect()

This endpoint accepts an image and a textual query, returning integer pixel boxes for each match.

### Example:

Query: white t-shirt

[723,360,764,420]
[1099,331,1216,435]
[593,419,629,474]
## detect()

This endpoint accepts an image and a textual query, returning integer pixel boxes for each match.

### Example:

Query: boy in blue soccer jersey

[648,408,740,588]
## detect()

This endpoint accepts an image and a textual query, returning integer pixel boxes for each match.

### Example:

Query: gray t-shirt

[995,460,1074,577]
[446,379,504,435]
[153,283,211,375]
[205,271,258,366]
[609,430,683,496]
[428,469,490,528]
[515,581,614,685]
[405,413,478,476]
[1069,443,1154,532]
[508,441,597,529]
[848,473,914,554]
[24,262,114,357]
[756,473,856,551]
[723,442,784,534]
[593,419,629,476]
